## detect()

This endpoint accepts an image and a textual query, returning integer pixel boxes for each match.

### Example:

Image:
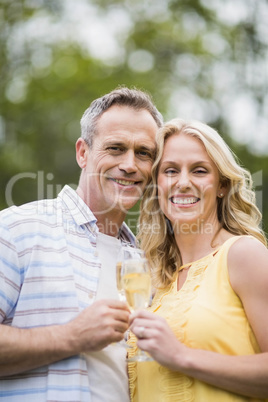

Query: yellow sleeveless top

[128,236,266,402]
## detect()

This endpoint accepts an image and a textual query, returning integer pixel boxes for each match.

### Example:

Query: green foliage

[0,0,267,237]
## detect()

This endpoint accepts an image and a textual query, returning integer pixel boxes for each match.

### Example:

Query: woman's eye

[194,169,207,174]
[165,168,177,175]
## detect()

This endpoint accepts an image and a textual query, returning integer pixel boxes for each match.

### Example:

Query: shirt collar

[58,185,97,226]
[58,185,136,245]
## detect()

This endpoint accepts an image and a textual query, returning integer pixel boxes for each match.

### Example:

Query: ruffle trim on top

[153,251,217,341]
[128,250,219,402]
[127,337,138,401]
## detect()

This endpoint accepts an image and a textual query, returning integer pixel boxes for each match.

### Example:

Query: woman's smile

[170,195,200,206]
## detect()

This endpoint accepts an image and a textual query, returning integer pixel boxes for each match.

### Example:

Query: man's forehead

[97,105,158,131]
[99,135,156,150]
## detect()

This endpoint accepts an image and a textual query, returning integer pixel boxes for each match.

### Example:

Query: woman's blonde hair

[137,118,267,288]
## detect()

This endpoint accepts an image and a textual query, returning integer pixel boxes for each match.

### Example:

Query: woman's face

[157,133,224,232]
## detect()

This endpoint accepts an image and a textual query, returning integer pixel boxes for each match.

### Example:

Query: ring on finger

[139,326,145,338]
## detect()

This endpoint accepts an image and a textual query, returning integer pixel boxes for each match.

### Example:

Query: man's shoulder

[0,197,59,229]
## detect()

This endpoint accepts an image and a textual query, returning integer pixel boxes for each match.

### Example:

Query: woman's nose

[176,171,191,190]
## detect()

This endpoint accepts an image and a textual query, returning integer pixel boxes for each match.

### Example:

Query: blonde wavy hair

[137,118,267,288]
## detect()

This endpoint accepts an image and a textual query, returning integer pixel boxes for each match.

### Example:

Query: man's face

[78,105,158,218]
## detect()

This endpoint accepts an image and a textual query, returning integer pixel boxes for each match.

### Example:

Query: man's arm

[0,299,130,377]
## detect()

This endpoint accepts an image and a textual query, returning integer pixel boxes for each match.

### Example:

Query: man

[0,87,163,401]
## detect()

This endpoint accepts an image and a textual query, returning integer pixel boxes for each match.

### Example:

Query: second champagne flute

[114,246,133,348]
[121,247,153,362]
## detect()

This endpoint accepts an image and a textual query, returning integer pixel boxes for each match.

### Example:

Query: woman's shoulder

[227,235,268,295]
[227,235,267,262]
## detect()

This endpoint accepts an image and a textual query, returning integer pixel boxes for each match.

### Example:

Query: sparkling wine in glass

[121,247,153,362]
[116,261,126,302]
[115,247,133,348]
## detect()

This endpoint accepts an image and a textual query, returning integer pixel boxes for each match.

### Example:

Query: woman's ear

[76,138,88,169]
[217,179,229,198]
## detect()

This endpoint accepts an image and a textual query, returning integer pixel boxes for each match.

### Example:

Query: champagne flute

[121,247,153,362]
[116,261,126,302]
[115,247,133,348]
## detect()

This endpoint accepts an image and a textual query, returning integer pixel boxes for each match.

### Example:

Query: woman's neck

[174,225,231,266]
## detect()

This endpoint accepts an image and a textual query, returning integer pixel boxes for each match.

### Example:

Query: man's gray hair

[80,86,163,147]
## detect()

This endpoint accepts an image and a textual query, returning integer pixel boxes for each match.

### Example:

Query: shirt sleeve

[0,221,21,323]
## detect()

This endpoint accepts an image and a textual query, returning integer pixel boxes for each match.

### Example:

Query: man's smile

[111,178,141,186]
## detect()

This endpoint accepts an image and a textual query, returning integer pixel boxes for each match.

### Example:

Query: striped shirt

[0,185,135,401]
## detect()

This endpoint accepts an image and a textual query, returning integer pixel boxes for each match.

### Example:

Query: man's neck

[95,214,125,237]
[96,219,123,237]
[75,185,126,237]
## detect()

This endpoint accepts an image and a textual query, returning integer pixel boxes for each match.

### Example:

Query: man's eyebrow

[105,140,155,151]
[103,140,156,157]
[104,140,125,146]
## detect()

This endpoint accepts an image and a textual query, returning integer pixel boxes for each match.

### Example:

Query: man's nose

[118,150,138,173]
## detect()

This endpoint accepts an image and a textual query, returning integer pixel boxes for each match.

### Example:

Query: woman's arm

[130,237,268,398]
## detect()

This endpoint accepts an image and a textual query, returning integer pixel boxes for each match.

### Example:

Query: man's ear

[76,138,88,169]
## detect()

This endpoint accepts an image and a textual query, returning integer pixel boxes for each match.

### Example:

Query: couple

[0,87,267,401]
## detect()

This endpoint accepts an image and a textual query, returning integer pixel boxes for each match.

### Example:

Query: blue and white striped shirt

[0,185,135,401]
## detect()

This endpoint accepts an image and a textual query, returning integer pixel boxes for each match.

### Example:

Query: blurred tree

[0,0,267,235]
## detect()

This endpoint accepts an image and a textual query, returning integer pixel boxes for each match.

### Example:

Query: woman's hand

[129,310,187,370]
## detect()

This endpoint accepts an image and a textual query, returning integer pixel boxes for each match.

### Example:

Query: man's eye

[138,150,152,158]
[108,146,124,152]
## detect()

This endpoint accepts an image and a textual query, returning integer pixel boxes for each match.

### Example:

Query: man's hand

[67,299,131,352]
[0,299,130,377]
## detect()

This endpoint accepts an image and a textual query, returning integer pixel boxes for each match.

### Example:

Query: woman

[128,119,268,401]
